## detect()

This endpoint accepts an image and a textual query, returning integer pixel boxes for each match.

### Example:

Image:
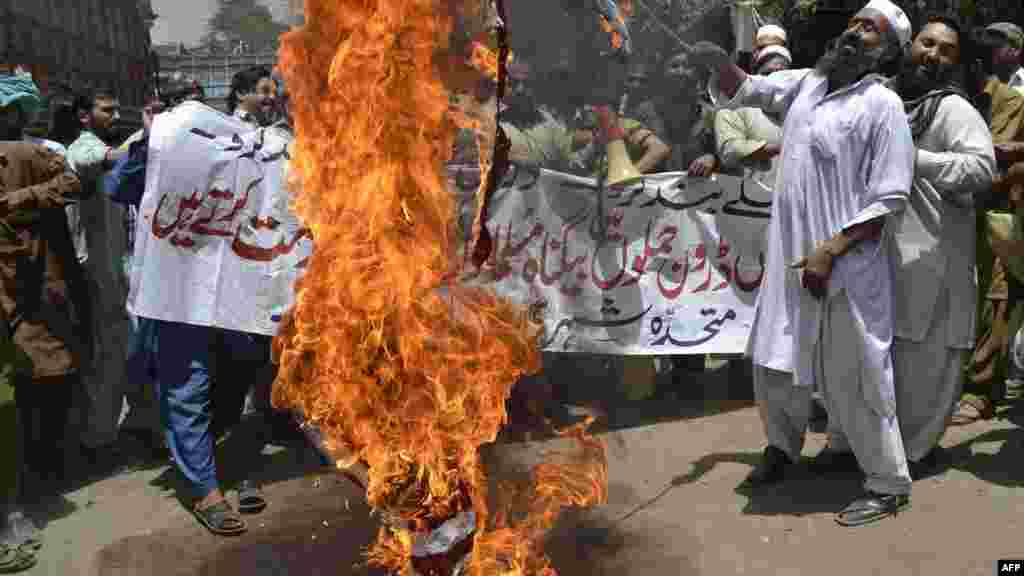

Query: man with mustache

[690,0,916,526]
[659,51,719,178]
[883,14,995,477]
[500,61,577,172]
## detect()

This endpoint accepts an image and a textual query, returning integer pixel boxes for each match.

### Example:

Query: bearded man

[691,0,917,526]
[882,15,996,476]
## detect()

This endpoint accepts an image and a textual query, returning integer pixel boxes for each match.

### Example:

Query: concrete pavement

[19,367,1024,575]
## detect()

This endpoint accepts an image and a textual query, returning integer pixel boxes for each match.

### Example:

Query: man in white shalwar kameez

[691,0,917,526]
[713,46,814,487]
[883,15,995,476]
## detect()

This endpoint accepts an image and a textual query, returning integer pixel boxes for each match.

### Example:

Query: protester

[885,14,995,476]
[501,61,578,171]
[0,71,84,570]
[982,22,1024,93]
[622,61,667,140]
[134,68,292,536]
[691,0,916,526]
[657,51,718,380]
[709,43,812,487]
[221,67,284,450]
[218,65,282,512]
[227,66,278,128]
[957,27,1024,423]
[67,88,142,465]
[574,105,671,176]
[714,46,789,176]
[659,51,719,178]
[101,96,165,458]
[752,24,788,68]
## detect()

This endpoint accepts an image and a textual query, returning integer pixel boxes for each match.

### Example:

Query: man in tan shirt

[0,71,83,565]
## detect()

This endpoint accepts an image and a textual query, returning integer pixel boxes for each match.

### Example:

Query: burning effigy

[272,1,607,575]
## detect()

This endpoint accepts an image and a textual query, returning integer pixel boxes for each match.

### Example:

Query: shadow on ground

[503,357,756,442]
[945,406,1024,488]
[147,430,326,513]
[93,472,384,576]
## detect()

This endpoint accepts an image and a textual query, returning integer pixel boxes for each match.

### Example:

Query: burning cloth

[272,1,607,575]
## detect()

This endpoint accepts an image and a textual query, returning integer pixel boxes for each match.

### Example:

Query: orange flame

[467,41,510,84]
[274,1,607,575]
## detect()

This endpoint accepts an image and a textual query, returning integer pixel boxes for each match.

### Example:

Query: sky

[150,0,289,46]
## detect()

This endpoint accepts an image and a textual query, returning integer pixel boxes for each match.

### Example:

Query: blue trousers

[153,319,270,499]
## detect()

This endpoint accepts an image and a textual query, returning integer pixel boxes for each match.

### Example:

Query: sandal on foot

[193,500,247,536]
[237,480,267,515]
[949,396,994,426]
[0,544,35,573]
[835,492,909,527]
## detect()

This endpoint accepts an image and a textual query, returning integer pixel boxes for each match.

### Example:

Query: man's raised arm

[689,41,809,118]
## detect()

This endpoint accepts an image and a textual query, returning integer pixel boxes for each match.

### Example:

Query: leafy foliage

[203,0,289,53]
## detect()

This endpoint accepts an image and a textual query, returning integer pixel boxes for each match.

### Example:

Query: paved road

[15,387,1018,576]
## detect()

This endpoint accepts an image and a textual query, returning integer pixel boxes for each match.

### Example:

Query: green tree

[203,0,289,53]
[758,0,788,21]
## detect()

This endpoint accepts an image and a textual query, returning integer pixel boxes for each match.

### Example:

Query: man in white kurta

[713,46,812,485]
[692,0,916,526]
[882,17,995,474]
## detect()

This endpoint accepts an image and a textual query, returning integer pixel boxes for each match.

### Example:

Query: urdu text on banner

[127,102,312,336]
[450,165,775,355]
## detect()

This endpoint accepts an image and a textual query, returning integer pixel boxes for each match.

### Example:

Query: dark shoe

[236,480,267,515]
[835,491,909,526]
[908,449,940,480]
[806,450,860,475]
[743,446,791,487]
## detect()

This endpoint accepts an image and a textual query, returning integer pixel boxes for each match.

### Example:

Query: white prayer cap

[756,24,787,46]
[754,45,792,69]
[862,0,912,47]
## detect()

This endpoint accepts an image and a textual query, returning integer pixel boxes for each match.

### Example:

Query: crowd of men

[0,63,301,569]
[485,0,1024,528]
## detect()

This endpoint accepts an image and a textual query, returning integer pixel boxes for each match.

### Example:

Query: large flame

[274,1,607,574]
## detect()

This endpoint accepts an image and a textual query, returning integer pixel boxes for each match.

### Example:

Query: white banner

[127,102,312,336]
[451,165,774,355]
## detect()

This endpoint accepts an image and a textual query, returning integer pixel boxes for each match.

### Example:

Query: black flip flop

[193,500,247,536]
[237,480,267,515]
[0,544,35,573]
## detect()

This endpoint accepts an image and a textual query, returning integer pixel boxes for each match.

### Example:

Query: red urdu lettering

[690,243,712,293]
[656,255,688,300]
[733,252,766,292]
